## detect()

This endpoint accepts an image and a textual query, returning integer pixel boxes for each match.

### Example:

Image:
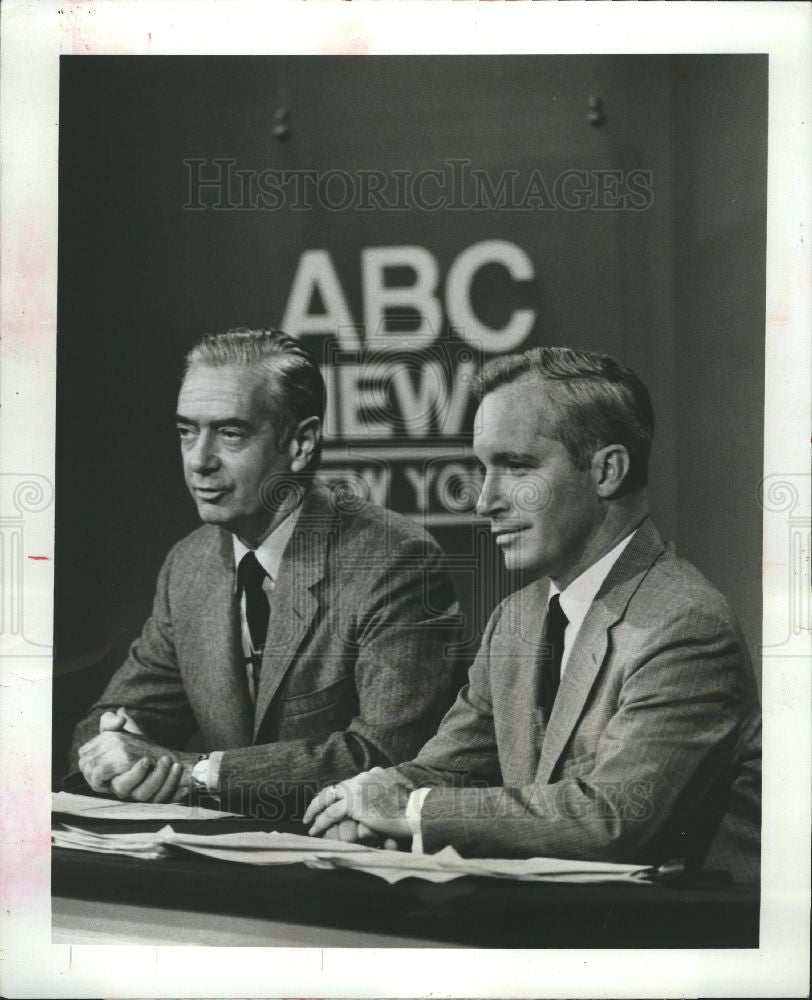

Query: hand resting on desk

[78,707,195,803]
[316,818,399,850]
[304,767,411,848]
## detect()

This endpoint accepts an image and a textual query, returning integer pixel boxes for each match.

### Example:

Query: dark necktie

[538,593,568,719]
[238,550,270,655]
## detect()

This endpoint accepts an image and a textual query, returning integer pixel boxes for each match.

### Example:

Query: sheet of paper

[303,855,465,885]
[52,790,241,821]
[161,828,382,868]
[162,829,377,853]
[428,846,650,878]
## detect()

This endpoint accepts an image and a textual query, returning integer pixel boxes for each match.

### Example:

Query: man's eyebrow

[485,450,538,465]
[174,415,255,430]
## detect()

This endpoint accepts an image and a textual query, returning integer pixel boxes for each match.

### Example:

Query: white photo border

[0,2,809,997]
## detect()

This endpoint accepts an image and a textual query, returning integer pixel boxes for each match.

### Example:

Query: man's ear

[591,444,631,499]
[288,416,322,472]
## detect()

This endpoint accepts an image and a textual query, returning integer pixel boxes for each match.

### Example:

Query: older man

[71,328,459,815]
[305,346,761,881]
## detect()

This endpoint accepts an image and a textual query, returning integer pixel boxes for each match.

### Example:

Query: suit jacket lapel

[180,529,254,749]
[252,485,332,740]
[536,519,667,783]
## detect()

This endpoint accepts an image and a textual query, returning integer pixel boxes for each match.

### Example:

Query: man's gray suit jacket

[396,519,762,881]
[71,484,460,812]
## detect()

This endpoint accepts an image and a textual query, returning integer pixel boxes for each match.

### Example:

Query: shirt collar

[232,503,302,583]
[549,529,638,634]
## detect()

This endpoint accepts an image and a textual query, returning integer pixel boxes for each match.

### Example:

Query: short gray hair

[474,346,654,490]
[184,328,325,471]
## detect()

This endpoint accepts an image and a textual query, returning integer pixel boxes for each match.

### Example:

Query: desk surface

[52,817,760,949]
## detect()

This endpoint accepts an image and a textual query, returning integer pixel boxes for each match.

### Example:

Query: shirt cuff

[405,787,431,854]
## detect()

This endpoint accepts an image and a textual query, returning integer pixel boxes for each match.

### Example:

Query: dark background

[54,54,767,778]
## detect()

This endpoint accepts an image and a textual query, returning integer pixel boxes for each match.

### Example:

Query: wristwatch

[190,753,210,792]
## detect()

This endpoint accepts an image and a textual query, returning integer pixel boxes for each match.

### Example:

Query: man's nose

[475,471,507,518]
[187,433,220,474]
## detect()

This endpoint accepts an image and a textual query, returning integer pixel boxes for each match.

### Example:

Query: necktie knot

[546,593,569,637]
[238,549,266,588]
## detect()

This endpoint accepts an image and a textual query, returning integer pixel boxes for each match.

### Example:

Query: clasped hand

[303,767,412,848]
[78,708,195,802]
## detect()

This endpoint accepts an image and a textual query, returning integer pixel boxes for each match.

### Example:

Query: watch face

[191,756,209,788]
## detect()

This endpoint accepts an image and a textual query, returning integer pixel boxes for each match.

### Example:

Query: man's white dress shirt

[194,506,301,793]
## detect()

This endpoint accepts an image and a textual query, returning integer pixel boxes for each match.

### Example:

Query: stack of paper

[161,828,379,867]
[52,822,653,886]
[160,829,651,884]
[304,845,653,885]
[52,823,170,860]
